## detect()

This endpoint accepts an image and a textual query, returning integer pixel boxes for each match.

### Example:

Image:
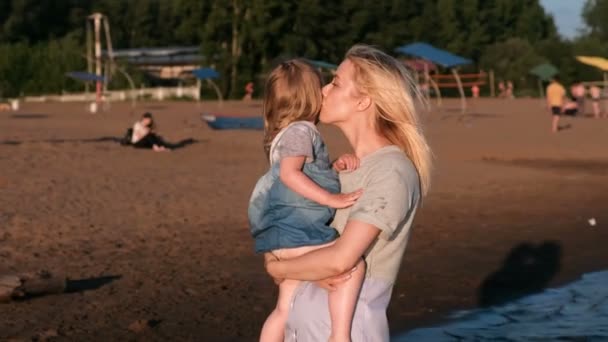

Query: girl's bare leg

[262,243,364,342]
[328,258,365,342]
[259,279,300,342]
[259,244,332,342]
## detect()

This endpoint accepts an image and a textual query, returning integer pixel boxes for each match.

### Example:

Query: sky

[540,0,586,39]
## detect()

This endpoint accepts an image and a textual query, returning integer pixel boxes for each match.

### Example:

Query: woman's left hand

[264,253,284,285]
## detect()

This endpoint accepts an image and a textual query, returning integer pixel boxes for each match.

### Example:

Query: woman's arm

[266,219,380,281]
[280,156,361,209]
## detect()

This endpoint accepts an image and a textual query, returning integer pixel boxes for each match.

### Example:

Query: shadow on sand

[65,275,122,294]
[1,137,200,150]
[9,113,50,119]
[478,241,562,307]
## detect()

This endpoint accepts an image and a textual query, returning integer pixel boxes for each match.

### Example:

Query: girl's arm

[266,219,380,281]
[280,156,362,209]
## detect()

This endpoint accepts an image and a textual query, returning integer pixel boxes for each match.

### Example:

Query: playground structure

[53,13,219,111]
[86,13,114,104]
[396,42,487,113]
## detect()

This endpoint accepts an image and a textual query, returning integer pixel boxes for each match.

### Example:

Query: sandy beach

[1,98,607,341]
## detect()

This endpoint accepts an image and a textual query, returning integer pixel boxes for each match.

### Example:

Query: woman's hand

[333,154,360,173]
[315,266,358,291]
[264,252,283,285]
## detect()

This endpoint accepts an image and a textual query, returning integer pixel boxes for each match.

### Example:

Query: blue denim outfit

[248,122,339,253]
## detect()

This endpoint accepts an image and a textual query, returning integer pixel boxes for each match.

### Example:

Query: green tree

[582,0,608,40]
[480,38,547,94]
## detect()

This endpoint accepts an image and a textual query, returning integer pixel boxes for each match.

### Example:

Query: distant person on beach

[130,112,170,151]
[571,82,585,114]
[243,81,254,101]
[506,81,514,98]
[264,45,432,341]
[471,84,480,98]
[498,81,506,98]
[563,99,578,116]
[546,76,566,133]
[590,85,602,119]
[248,60,365,342]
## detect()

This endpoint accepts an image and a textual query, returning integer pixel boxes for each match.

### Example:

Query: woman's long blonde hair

[262,60,323,158]
[346,44,433,195]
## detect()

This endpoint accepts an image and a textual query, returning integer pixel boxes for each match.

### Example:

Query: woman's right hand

[315,266,357,291]
[324,189,363,209]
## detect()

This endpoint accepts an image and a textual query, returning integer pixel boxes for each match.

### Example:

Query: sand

[1,99,607,341]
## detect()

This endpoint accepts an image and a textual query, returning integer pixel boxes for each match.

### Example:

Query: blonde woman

[265,45,432,341]
[248,60,366,342]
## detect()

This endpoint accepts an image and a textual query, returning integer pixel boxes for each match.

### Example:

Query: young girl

[248,60,366,342]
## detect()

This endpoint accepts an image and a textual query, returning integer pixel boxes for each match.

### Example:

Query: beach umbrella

[192,68,220,80]
[529,63,559,81]
[395,42,472,113]
[529,63,559,97]
[192,68,222,105]
[576,56,608,87]
[66,71,107,83]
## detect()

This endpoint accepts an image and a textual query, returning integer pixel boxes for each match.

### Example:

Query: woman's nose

[321,84,330,97]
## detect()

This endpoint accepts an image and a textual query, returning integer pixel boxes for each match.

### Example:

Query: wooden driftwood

[0,270,65,303]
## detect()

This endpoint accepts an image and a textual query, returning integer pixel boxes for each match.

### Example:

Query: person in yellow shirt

[546,76,566,133]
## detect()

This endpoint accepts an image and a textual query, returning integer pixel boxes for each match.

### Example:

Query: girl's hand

[323,189,363,209]
[333,154,360,173]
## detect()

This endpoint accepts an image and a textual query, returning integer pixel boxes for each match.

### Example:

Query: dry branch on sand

[0,270,65,303]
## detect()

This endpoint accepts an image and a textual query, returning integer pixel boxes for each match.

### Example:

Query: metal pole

[451,68,466,114]
[86,20,92,95]
[91,13,103,105]
[103,16,114,95]
[489,70,495,97]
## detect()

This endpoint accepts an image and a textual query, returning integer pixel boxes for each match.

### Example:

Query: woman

[131,112,169,151]
[265,45,432,341]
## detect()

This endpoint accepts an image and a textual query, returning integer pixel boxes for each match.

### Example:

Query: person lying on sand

[130,112,170,152]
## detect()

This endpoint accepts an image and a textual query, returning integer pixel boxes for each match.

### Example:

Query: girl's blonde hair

[346,44,433,195]
[263,59,323,157]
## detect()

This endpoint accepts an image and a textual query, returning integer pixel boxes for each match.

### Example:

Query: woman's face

[320,59,361,125]
[141,117,152,127]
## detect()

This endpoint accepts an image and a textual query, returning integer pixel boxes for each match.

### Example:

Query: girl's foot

[153,145,170,152]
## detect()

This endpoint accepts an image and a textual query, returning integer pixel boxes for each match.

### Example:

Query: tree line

[0,0,607,98]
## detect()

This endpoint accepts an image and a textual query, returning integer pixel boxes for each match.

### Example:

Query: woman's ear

[356,95,372,112]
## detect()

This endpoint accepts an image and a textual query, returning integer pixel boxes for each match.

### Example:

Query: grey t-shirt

[269,121,317,165]
[331,145,420,284]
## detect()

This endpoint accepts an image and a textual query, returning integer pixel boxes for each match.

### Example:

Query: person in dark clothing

[130,112,170,151]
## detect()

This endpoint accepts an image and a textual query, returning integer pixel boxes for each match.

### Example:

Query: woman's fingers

[315,272,353,292]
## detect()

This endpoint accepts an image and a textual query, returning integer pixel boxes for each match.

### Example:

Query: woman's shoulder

[366,146,416,171]
[363,146,419,187]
